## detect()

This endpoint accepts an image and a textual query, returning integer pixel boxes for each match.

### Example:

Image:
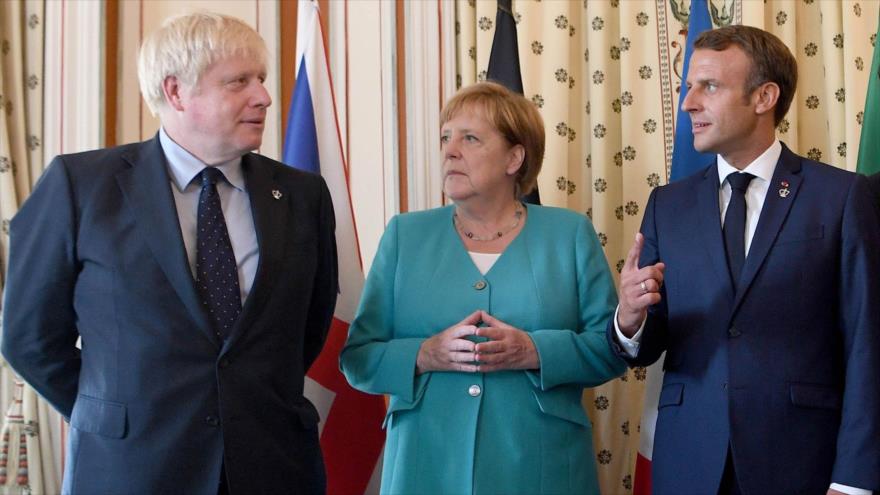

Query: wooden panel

[279,0,296,139]
[104,0,118,147]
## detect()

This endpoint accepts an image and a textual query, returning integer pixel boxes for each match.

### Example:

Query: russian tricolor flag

[282,1,385,493]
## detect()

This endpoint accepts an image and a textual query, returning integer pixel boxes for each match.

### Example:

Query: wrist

[616,310,642,338]
[415,343,431,375]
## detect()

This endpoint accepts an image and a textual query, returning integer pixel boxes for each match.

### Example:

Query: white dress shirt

[159,128,259,305]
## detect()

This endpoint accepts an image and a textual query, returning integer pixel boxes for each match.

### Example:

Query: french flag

[282,1,385,493]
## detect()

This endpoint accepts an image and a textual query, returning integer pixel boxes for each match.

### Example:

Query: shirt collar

[716,139,781,187]
[159,127,246,192]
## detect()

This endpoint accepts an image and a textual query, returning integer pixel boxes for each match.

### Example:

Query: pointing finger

[623,233,644,272]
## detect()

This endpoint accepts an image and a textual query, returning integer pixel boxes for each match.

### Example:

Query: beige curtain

[456,1,878,493]
[0,1,60,493]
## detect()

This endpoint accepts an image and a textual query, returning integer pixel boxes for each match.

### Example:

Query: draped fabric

[456,1,878,493]
[0,1,60,493]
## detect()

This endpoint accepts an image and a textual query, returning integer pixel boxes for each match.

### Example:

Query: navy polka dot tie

[196,167,242,340]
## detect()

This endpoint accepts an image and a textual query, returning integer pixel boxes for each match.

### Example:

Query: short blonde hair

[440,82,545,196]
[137,12,268,115]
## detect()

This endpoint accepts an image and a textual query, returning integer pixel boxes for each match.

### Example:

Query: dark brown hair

[694,25,797,125]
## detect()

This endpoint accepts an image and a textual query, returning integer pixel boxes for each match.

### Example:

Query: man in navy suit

[609,26,880,494]
[1,13,337,494]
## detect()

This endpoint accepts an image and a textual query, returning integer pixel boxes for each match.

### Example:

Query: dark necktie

[196,167,242,339]
[723,172,756,290]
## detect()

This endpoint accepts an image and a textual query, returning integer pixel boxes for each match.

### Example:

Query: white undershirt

[468,251,501,275]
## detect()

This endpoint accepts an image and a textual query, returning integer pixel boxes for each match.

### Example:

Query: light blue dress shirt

[159,128,259,304]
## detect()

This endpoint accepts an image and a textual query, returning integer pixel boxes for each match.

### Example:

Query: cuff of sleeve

[381,337,426,402]
[523,333,543,389]
[527,330,568,390]
[829,483,872,495]
[614,305,645,358]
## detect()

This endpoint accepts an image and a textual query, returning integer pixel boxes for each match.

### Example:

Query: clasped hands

[415,310,539,374]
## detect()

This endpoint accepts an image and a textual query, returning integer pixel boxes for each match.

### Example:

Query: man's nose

[681,88,698,113]
[252,83,272,108]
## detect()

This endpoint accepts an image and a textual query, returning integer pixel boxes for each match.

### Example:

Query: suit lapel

[115,136,218,347]
[225,154,289,346]
[695,164,736,300]
[732,145,803,312]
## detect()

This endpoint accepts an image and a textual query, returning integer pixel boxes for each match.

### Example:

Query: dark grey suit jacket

[2,136,337,494]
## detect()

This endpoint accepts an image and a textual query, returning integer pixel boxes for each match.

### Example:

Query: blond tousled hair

[137,12,267,115]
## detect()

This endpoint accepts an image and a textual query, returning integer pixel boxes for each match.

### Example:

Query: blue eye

[440,135,450,144]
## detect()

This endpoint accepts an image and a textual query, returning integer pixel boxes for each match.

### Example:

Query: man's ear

[506,144,525,176]
[161,76,186,112]
[754,81,780,117]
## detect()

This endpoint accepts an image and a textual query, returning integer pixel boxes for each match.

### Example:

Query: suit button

[219,358,230,368]
[728,327,742,338]
[473,280,487,290]
[205,415,220,427]
[468,385,482,397]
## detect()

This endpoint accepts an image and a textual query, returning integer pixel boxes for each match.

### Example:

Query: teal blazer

[340,204,625,494]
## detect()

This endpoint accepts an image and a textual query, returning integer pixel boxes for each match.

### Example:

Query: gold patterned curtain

[456,1,878,493]
[0,1,60,493]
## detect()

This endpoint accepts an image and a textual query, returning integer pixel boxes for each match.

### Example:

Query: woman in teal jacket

[340,82,626,494]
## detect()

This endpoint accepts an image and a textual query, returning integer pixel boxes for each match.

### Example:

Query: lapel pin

[778,180,790,198]
[272,190,282,200]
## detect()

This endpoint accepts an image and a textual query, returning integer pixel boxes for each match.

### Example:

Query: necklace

[454,204,524,241]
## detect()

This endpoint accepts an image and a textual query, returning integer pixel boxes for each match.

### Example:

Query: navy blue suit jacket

[608,144,880,494]
[1,136,337,494]
[869,172,880,212]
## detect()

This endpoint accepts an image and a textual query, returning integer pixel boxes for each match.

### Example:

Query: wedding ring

[640,281,648,294]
